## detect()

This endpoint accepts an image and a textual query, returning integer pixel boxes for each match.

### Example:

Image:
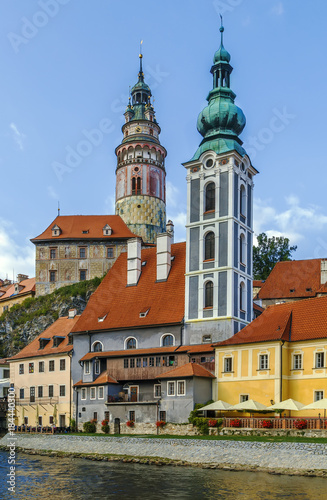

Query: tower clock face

[135,127,141,132]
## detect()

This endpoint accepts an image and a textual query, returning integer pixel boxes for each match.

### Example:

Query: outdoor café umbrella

[230,399,268,411]
[197,400,232,412]
[266,398,304,412]
[301,398,327,418]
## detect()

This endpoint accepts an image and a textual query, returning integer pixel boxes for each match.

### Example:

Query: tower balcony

[117,158,165,170]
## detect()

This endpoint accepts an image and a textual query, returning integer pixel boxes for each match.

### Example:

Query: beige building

[31,215,136,296]
[0,275,35,315]
[8,314,80,428]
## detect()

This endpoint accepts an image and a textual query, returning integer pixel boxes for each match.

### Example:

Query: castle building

[183,25,258,344]
[115,53,167,244]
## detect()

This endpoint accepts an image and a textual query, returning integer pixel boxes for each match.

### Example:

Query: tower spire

[220,14,224,46]
[139,40,144,82]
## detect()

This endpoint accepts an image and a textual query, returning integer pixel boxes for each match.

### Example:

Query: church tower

[115,52,167,244]
[184,24,258,344]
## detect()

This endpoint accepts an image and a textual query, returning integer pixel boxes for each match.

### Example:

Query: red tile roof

[72,242,186,333]
[31,215,136,242]
[257,259,324,300]
[7,316,80,361]
[0,278,35,302]
[253,280,265,288]
[155,362,215,379]
[74,370,118,387]
[79,343,214,362]
[215,295,327,347]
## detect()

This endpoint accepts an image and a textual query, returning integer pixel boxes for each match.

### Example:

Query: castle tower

[115,51,167,244]
[184,23,258,344]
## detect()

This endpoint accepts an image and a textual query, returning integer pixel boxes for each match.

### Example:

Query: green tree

[253,233,297,280]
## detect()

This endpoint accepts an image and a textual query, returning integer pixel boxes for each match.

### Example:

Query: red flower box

[156,420,166,428]
[208,419,218,428]
[230,419,242,428]
[126,420,134,427]
[293,419,307,430]
[262,420,273,428]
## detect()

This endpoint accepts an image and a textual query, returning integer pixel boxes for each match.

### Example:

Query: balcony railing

[16,397,59,406]
[223,417,327,430]
[107,392,159,404]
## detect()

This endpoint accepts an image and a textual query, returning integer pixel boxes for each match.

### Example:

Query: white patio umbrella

[266,398,304,412]
[301,398,327,418]
[197,400,232,412]
[230,399,268,411]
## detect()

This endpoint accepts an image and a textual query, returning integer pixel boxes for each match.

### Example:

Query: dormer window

[139,308,150,318]
[53,336,65,347]
[52,224,61,237]
[103,224,112,236]
[39,338,50,349]
[82,230,89,234]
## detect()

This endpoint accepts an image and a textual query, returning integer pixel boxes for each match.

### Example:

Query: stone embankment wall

[83,422,199,435]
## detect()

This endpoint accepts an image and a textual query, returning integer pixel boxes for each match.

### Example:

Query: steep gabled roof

[215,295,327,347]
[74,370,118,387]
[257,259,323,300]
[31,215,136,242]
[71,242,186,333]
[155,362,215,379]
[7,316,80,361]
[0,278,35,302]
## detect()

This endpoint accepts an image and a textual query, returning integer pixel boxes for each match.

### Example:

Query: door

[59,414,65,428]
[130,386,138,402]
[30,387,35,403]
[114,418,120,434]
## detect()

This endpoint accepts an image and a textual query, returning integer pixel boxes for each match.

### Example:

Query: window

[60,359,66,371]
[49,385,54,398]
[240,234,246,265]
[104,411,109,421]
[159,411,166,422]
[259,354,268,370]
[90,387,96,400]
[163,356,175,367]
[314,391,324,401]
[59,385,66,397]
[143,358,148,368]
[49,271,56,282]
[107,247,114,259]
[93,412,98,421]
[202,334,212,343]
[132,176,141,195]
[38,416,43,426]
[49,416,54,425]
[50,248,56,259]
[81,388,86,400]
[98,386,104,399]
[130,358,135,368]
[79,247,86,259]
[204,232,215,260]
[293,354,302,370]
[30,387,35,403]
[94,360,100,375]
[204,281,214,309]
[156,356,161,367]
[162,334,174,346]
[149,357,154,367]
[240,394,249,403]
[177,380,185,396]
[93,342,103,352]
[136,358,141,368]
[205,182,215,212]
[19,388,24,399]
[39,361,44,373]
[29,363,34,374]
[126,338,136,350]
[154,384,161,398]
[49,360,55,372]
[315,352,325,368]
[167,381,175,396]
[38,386,43,398]
[80,270,87,281]
[53,336,64,347]
[240,282,246,312]
[19,364,24,375]
[129,411,135,422]
[84,361,90,374]
[224,357,233,373]
[240,184,246,217]
[124,359,128,369]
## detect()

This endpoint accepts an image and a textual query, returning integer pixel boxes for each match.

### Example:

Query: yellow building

[8,313,80,428]
[214,296,327,417]
[0,276,35,315]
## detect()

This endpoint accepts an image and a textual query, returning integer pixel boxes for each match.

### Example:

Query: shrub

[126,420,134,427]
[293,419,307,430]
[262,419,273,429]
[156,420,167,428]
[230,419,242,428]
[83,421,96,433]
[70,418,76,432]
[101,420,109,434]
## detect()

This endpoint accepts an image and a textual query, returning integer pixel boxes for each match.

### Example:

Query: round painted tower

[115,53,167,244]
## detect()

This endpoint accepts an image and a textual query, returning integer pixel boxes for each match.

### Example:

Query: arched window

[93,342,103,352]
[205,232,215,261]
[205,182,215,212]
[240,185,246,217]
[162,334,174,346]
[205,281,213,308]
[240,282,246,312]
[126,338,136,350]
[132,177,141,195]
[150,129,153,136]
[240,234,246,265]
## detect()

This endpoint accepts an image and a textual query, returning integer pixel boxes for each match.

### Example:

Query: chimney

[166,220,174,243]
[321,259,327,285]
[68,308,77,318]
[17,274,29,282]
[127,238,142,286]
[157,233,172,281]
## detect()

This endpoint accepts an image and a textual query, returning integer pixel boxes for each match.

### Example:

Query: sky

[1,0,327,279]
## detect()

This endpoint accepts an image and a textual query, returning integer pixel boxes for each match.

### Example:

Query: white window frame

[240,394,249,403]
[160,333,175,347]
[19,364,24,375]
[84,361,90,375]
[81,388,87,400]
[258,353,269,370]
[177,380,186,396]
[314,390,324,402]
[293,354,302,370]
[98,386,104,400]
[223,356,233,373]
[94,360,100,375]
[59,385,65,397]
[154,384,161,398]
[90,387,96,400]
[315,351,325,369]
[59,359,66,371]
[167,381,175,397]
[124,336,138,350]
[92,340,104,352]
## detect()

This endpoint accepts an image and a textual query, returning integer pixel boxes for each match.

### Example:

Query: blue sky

[1,0,327,279]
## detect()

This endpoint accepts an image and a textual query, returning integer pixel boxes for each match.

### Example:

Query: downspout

[280,340,285,403]
[68,351,72,425]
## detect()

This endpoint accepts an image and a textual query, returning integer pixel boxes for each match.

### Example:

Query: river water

[0,451,326,499]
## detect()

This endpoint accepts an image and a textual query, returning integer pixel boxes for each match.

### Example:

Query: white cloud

[167,211,186,242]
[9,122,26,151]
[104,195,115,214]
[0,219,34,279]
[166,181,180,209]
[47,186,59,200]
[270,2,284,16]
